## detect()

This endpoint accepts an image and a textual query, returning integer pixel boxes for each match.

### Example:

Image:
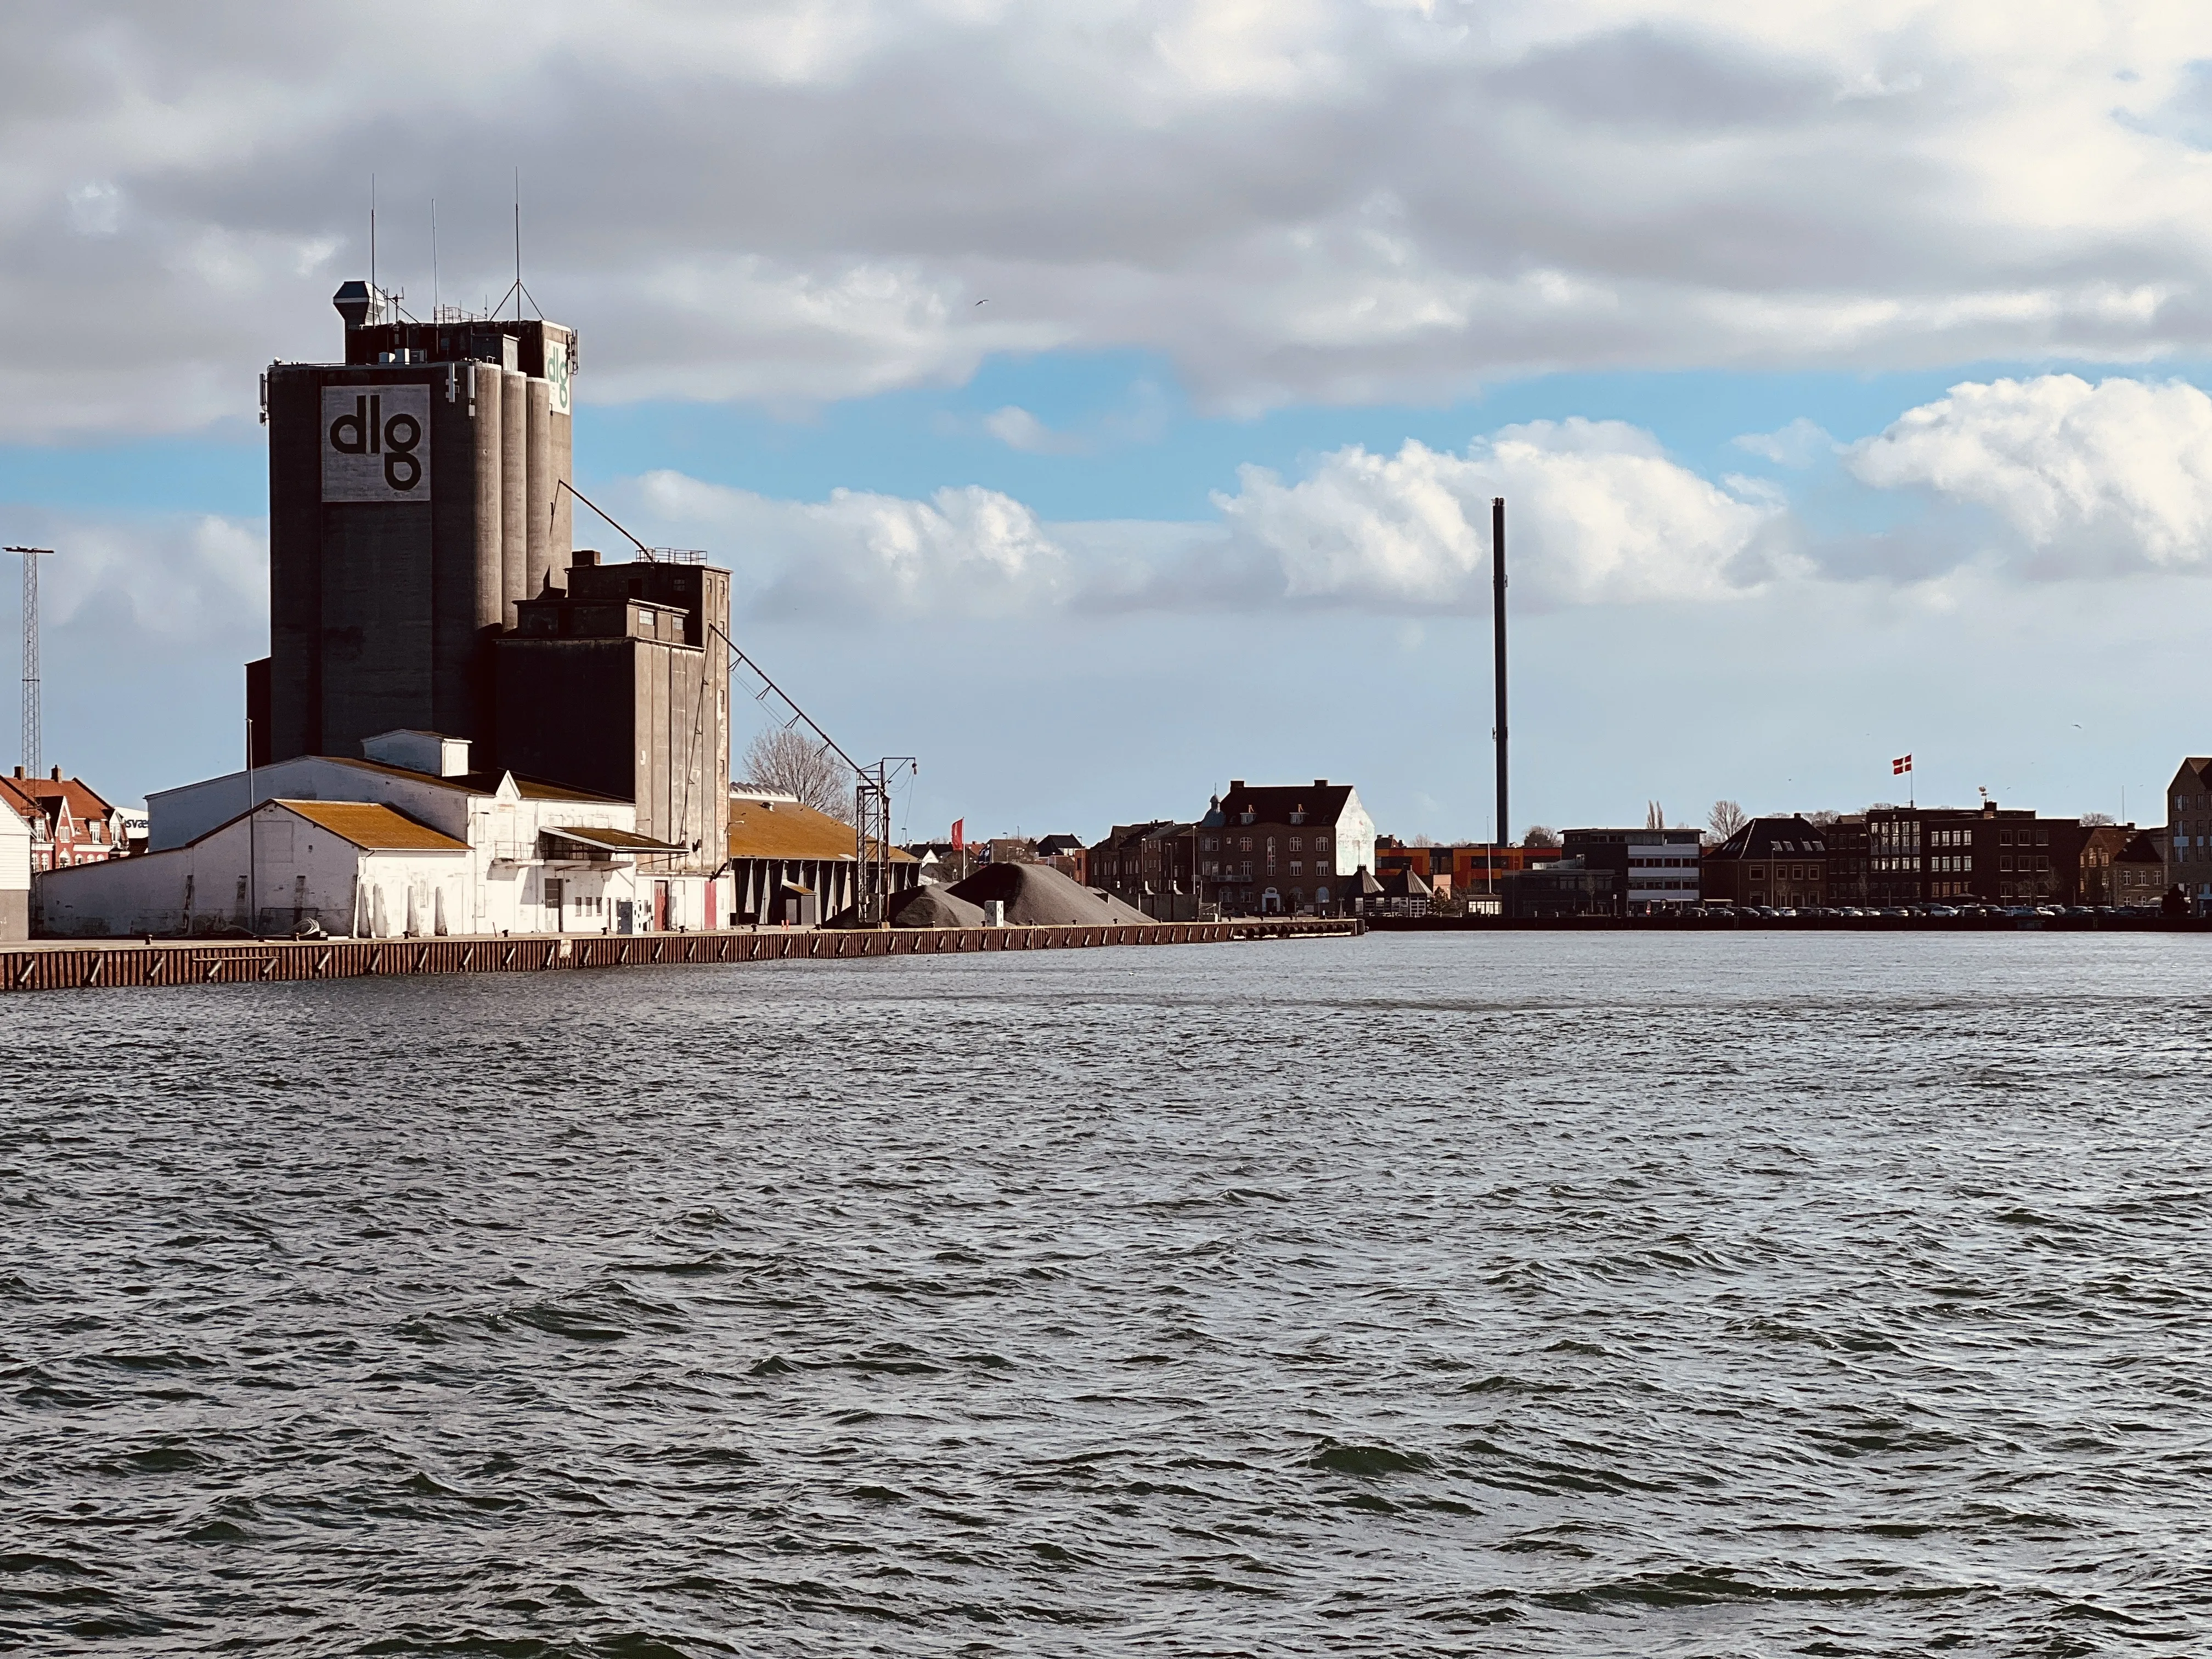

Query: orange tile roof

[3,772,116,827]
[727,795,915,862]
[275,800,469,852]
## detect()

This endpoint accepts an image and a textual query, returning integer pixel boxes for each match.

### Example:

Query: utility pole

[246,714,258,938]
[5,546,52,777]
[1490,498,1508,854]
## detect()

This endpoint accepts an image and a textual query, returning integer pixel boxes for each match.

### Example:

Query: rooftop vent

[362,729,471,778]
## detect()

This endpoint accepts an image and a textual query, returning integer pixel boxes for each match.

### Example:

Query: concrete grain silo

[258,284,576,766]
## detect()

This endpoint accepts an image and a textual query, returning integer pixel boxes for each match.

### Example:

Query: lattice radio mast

[5,546,51,776]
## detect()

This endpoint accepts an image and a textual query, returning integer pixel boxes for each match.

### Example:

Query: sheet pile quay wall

[0,917,1362,995]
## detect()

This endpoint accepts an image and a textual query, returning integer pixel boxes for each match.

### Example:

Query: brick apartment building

[1199,780,1375,916]
[1,767,127,873]
[2168,758,2212,911]
[1088,820,1197,918]
[1863,802,2089,907]
[1700,816,1827,907]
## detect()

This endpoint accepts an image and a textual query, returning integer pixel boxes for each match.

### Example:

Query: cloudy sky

[7,1,2212,839]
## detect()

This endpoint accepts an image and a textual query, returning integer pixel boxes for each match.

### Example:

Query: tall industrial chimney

[1492,496,1508,849]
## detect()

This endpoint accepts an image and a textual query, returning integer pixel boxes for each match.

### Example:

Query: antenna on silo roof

[495,167,542,323]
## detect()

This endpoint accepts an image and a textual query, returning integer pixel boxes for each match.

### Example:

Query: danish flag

[1892,754,1912,776]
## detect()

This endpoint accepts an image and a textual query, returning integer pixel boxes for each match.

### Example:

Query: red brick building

[1,768,127,872]
[1373,838,1563,899]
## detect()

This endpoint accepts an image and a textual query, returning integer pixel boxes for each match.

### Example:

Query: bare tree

[2082,811,2115,826]
[1806,809,1840,827]
[1522,825,1561,849]
[1707,800,1750,842]
[741,726,852,820]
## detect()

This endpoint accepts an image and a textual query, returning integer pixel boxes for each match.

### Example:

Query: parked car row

[1645,902,2162,922]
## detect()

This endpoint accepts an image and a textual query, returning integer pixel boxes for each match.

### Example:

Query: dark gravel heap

[950,861,1154,926]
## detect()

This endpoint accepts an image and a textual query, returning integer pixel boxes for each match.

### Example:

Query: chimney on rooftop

[50,765,61,781]
[1314,778,1328,788]
[573,548,599,567]
[1229,779,1245,792]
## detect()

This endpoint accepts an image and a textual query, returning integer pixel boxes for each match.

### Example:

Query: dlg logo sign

[321,384,432,502]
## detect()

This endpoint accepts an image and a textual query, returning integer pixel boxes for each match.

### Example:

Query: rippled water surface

[6,931,2212,1656]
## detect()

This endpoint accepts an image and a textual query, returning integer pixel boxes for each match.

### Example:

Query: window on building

[1315,837,1329,854]
[1240,837,1253,852]
[1288,836,1303,852]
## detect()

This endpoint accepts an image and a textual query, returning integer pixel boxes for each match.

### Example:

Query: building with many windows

[1,767,128,872]
[1198,780,1375,916]
[1562,826,1705,913]
[1700,816,1827,908]
[2109,827,2166,909]
[1863,802,2087,907]
[2167,758,2212,912]
[1087,820,1199,919]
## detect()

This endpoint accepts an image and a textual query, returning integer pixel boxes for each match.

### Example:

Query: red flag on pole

[1892,754,1912,775]
[950,818,964,850]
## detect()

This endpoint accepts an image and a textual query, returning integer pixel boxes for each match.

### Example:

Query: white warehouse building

[35,730,710,939]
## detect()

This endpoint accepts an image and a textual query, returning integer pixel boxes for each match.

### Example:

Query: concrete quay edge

[0,916,1365,996]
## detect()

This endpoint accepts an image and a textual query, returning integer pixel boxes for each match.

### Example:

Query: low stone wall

[0,916,1365,995]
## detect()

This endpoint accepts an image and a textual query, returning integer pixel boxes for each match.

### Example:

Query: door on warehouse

[653,881,670,931]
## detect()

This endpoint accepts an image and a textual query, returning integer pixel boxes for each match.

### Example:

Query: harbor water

[4,932,2210,1655]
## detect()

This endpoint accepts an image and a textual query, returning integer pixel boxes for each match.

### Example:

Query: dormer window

[1239,810,1255,825]
[1290,808,1306,824]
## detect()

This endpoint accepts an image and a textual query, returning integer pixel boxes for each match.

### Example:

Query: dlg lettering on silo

[328,394,424,492]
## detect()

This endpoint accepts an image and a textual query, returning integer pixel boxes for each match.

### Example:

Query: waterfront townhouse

[2167,758,2212,911]
[1,767,126,871]
[2112,827,2169,909]
[1199,780,1376,916]
[1700,816,1827,909]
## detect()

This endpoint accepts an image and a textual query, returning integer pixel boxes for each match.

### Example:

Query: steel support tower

[5,546,51,777]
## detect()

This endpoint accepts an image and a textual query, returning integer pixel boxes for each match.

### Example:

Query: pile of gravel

[886,884,989,928]
[949,862,1153,926]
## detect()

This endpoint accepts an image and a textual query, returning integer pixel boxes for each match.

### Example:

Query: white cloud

[1733,417,1836,467]
[1203,419,1787,610]
[1849,374,2212,575]
[982,405,1083,454]
[628,416,1786,617]
[65,182,120,236]
[635,469,1069,616]
[10,4,2212,433]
